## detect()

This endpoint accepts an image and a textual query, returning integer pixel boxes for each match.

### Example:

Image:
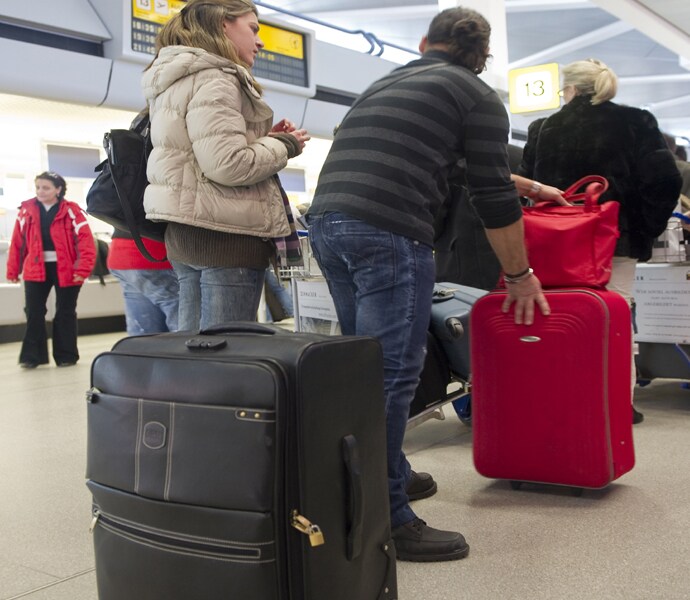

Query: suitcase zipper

[90,508,267,562]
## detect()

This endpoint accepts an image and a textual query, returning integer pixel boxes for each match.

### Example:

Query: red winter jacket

[7,198,96,287]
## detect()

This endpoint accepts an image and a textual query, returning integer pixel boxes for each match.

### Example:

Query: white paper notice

[633,263,690,344]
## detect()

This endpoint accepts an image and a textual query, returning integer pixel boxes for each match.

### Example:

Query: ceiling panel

[507,9,618,62]
[260,0,690,140]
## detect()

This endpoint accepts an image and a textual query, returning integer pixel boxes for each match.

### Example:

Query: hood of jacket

[142,46,262,105]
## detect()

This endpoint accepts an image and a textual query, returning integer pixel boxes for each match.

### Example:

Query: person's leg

[310,213,428,526]
[140,269,180,332]
[19,277,52,366]
[199,267,264,329]
[306,213,359,333]
[111,269,171,334]
[52,267,81,365]
[607,256,641,422]
[309,212,467,561]
[265,269,294,318]
[171,260,202,331]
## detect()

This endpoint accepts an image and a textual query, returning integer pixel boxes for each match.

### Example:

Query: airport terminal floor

[1,328,689,600]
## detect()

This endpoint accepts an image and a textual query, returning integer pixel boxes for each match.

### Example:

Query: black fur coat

[518,96,682,261]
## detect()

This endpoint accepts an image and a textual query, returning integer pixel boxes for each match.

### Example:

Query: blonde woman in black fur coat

[518,58,682,424]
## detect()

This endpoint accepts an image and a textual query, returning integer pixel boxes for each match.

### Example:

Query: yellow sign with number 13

[508,63,561,114]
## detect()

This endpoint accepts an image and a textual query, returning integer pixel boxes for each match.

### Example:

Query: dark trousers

[20,262,81,365]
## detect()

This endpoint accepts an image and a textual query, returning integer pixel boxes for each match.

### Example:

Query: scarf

[273,175,304,267]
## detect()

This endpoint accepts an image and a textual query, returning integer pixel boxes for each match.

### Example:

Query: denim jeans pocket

[322,215,398,295]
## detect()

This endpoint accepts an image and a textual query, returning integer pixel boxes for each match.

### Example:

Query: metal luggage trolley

[285,233,342,337]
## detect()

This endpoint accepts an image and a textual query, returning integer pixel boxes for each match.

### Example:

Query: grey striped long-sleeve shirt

[309,50,522,247]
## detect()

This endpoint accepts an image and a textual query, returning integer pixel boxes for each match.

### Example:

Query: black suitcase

[410,284,487,423]
[86,323,397,600]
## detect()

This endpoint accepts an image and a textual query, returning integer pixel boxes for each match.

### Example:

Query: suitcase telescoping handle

[342,435,364,561]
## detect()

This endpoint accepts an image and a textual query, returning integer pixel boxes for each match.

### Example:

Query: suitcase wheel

[509,481,585,496]
[452,395,472,426]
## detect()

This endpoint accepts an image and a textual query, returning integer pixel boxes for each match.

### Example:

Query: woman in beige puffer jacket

[142,0,309,330]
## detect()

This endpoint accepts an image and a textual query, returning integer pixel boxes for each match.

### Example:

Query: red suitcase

[471,289,635,489]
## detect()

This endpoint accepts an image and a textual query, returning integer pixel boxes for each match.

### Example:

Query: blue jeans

[307,211,435,529]
[111,269,180,334]
[170,261,264,331]
[264,269,294,321]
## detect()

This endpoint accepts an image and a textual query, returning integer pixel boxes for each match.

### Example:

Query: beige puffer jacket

[142,46,290,238]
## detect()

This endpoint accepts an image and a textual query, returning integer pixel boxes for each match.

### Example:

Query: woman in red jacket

[6,172,96,368]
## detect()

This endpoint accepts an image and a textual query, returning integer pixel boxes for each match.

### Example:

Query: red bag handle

[563,175,609,210]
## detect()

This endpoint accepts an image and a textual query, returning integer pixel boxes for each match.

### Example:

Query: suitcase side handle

[342,434,364,561]
[199,322,279,336]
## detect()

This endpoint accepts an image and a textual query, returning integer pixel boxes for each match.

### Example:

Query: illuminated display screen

[130,1,310,89]
[253,22,309,88]
[131,0,185,55]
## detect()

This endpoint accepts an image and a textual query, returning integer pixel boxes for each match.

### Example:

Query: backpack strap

[106,115,165,263]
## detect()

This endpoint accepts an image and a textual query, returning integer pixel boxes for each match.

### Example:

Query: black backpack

[86,111,167,262]
[90,237,111,285]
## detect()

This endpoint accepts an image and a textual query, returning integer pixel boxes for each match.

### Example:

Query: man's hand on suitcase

[484,222,551,325]
[502,273,551,325]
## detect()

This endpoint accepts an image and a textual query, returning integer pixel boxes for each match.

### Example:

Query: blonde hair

[562,58,617,105]
[151,0,262,91]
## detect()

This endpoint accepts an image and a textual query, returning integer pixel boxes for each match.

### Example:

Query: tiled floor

[1,332,689,599]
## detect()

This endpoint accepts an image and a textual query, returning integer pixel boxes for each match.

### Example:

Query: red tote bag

[522,175,620,288]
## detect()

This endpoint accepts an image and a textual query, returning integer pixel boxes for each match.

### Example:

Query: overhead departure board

[131,0,185,55]
[253,22,309,89]
[127,3,314,95]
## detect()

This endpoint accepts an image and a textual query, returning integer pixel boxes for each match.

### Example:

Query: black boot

[406,471,438,501]
[633,406,644,424]
[392,518,469,562]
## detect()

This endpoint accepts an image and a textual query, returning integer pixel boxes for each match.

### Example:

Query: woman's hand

[8,277,20,283]
[269,118,311,154]
[288,128,311,151]
[73,274,85,284]
[511,174,568,206]
[271,118,296,134]
[535,184,569,205]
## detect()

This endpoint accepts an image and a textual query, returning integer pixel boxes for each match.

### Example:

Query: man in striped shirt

[307,7,551,562]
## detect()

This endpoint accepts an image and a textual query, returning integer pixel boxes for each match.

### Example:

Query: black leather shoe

[56,361,77,367]
[633,406,644,424]
[392,518,469,562]
[406,471,438,501]
[20,362,39,369]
